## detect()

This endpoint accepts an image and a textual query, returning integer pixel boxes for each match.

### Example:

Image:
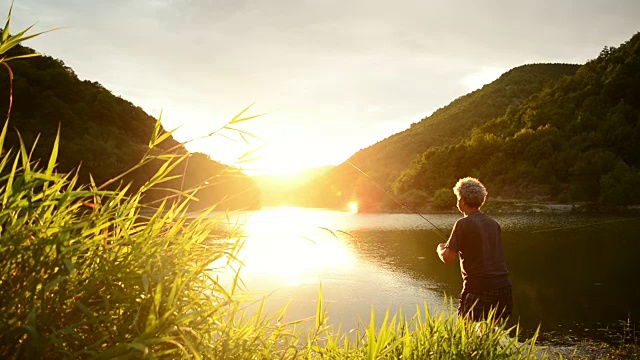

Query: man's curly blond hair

[453,177,487,208]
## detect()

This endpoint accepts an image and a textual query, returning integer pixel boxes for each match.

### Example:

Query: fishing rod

[346,160,450,241]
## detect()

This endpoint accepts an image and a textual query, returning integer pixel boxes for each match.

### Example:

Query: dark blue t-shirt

[445,211,511,293]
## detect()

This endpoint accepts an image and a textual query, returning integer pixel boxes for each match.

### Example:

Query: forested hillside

[394,33,640,208]
[297,64,579,211]
[0,45,259,210]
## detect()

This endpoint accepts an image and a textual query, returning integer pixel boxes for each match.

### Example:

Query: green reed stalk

[301,295,561,360]
[0,117,245,358]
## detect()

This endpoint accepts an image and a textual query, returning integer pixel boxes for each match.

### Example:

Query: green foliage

[303,299,554,360]
[397,189,430,208]
[0,117,242,357]
[432,188,456,210]
[599,162,640,207]
[0,1,57,64]
[568,149,619,201]
[393,32,640,208]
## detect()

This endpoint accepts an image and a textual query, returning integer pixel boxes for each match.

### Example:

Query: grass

[303,295,549,360]
[0,118,243,358]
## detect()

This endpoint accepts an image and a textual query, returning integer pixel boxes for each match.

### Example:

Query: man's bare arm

[437,243,457,264]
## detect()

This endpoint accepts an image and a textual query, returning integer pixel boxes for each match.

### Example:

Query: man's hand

[437,243,457,264]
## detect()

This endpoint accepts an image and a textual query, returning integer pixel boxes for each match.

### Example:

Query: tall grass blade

[2,62,13,121]
[0,119,8,147]
[227,102,255,125]
[1,1,12,43]
[315,283,324,331]
[45,125,60,177]
[0,27,63,56]
[2,154,19,206]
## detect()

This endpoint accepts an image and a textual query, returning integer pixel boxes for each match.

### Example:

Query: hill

[296,63,580,211]
[0,45,259,210]
[394,33,640,209]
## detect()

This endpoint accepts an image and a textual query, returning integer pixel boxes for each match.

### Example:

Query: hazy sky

[6,1,640,173]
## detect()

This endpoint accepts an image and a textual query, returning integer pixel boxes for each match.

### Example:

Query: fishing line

[346,160,450,240]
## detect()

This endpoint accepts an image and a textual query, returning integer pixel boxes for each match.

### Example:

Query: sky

[5,0,640,174]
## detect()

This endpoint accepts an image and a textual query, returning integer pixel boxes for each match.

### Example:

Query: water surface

[212,207,640,344]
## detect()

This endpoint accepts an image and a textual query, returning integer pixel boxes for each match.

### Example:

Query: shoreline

[351,201,640,215]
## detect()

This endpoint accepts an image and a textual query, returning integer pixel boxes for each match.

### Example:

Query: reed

[301,295,558,360]
[0,115,248,358]
[0,5,563,359]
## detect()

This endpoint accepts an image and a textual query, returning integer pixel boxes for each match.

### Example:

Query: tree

[599,162,640,206]
[432,188,456,210]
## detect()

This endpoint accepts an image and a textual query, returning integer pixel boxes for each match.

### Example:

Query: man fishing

[436,177,513,321]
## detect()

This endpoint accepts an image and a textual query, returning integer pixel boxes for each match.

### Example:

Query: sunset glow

[348,202,359,213]
[16,2,637,175]
[180,121,340,175]
[213,207,356,287]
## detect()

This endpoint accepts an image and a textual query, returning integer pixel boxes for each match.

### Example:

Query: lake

[211,206,640,345]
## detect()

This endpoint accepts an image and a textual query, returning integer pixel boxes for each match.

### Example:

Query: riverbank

[484,199,640,213]
[365,200,640,214]
[484,200,584,213]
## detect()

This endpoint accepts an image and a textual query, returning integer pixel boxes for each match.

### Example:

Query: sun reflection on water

[206,207,452,333]
[219,207,357,288]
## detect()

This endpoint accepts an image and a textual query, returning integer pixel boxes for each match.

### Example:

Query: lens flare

[348,202,359,213]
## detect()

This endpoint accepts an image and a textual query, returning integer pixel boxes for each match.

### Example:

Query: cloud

[6,0,640,170]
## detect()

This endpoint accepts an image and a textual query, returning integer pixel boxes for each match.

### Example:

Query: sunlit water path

[209,207,640,345]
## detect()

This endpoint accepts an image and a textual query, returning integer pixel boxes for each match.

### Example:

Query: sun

[348,201,359,213]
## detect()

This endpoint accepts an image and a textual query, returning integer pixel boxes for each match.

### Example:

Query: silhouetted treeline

[0,45,259,210]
